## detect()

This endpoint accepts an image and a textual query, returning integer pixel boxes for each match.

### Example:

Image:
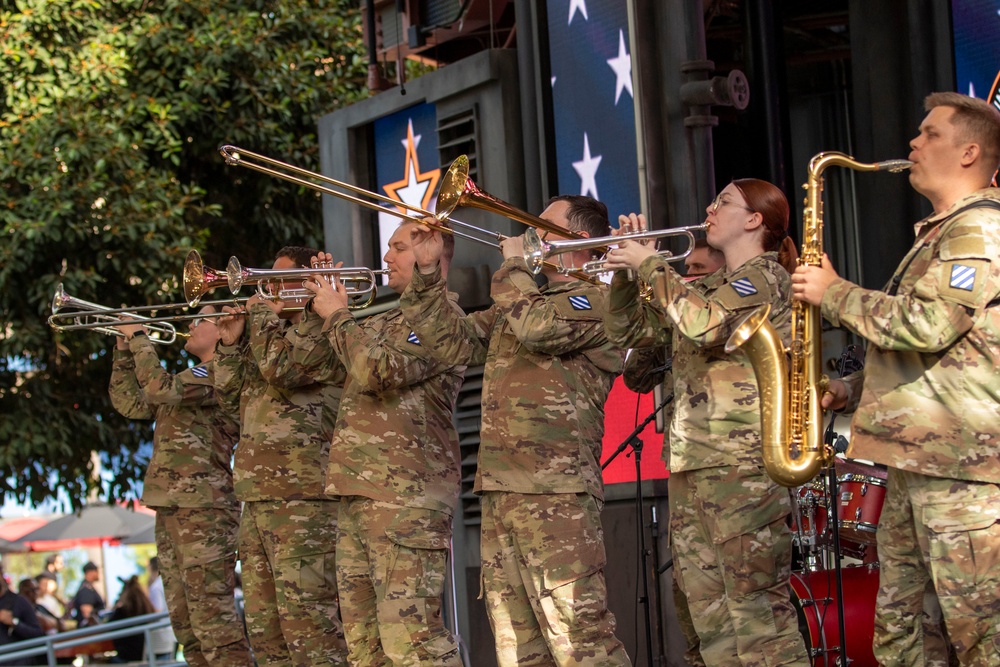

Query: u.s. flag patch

[191,365,209,378]
[568,295,592,310]
[406,331,421,345]
[949,264,976,291]
[730,277,758,297]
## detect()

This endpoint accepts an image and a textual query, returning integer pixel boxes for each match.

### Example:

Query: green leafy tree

[0,0,369,508]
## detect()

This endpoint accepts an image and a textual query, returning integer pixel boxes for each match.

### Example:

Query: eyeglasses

[710,193,755,213]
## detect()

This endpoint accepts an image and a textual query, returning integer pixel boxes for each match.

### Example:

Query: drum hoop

[837,474,887,487]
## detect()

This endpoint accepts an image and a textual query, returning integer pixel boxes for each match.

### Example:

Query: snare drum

[835,460,888,547]
[791,565,879,667]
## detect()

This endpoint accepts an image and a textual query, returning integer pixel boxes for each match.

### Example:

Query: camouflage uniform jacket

[400,259,624,500]
[214,303,345,501]
[109,336,239,510]
[822,188,1000,483]
[605,252,792,472]
[285,301,466,515]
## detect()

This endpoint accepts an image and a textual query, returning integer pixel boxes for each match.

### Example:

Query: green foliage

[0,0,369,508]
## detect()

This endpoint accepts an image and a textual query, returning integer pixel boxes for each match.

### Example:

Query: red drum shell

[791,565,880,667]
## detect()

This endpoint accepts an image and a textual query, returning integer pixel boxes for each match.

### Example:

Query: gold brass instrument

[724,151,913,488]
[218,146,598,283]
[522,223,707,276]
[436,155,587,243]
[218,145,505,248]
[47,284,246,342]
[226,256,389,309]
[183,250,230,307]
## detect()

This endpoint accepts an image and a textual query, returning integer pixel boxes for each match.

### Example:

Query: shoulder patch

[568,295,592,310]
[714,266,775,310]
[949,264,976,291]
[406,331,421,345]
[730,277,758,297]
[190,365,209,378]
[938,258,990,309]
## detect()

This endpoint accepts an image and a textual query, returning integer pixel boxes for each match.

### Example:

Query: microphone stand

[602,391,674,667]
[825,412,849,667]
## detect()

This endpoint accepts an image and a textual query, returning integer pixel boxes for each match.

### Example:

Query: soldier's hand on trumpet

[216,305,247,346]
[408,221,445,275]
[499,234,527,263]
[602,213,658,271]
[303,253,348,319]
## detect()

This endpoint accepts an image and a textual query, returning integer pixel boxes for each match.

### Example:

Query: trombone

[522,223,708,276]
[218,146,599,283]
[47,284,245,343]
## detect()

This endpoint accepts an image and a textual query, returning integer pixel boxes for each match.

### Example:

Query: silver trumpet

[522,223,707,276]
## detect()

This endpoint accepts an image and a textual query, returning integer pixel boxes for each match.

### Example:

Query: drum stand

[601,391,674,667]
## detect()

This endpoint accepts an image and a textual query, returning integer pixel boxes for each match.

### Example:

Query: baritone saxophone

[725,151,913,488]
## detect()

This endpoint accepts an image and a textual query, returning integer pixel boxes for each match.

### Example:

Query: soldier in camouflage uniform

[793,92,1000,666]
[292,223,465,667]
[604,180,809,667]
[109,307,253,666]
[620,241,725,667]
[402,196,631,667]
[214,247,348,667]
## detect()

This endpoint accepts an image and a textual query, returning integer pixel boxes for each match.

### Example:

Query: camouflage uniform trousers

[873,468,1000,667]
[154,506,253,667]
[480,491,631,667]
[336,496,461,667]
[239,499,346,667]
[669,465,809,667]
[668,507,706,667]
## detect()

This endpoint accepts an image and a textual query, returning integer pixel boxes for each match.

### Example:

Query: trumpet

[218,146,599,283]
[522,224,707,276]
[47,284,246,343]
[226,257,389,309]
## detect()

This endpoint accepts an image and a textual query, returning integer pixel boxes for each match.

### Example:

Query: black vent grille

[437,106,479,180]
[454,364,484,524]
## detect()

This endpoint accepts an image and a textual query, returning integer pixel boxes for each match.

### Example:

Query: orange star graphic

[382,120,441,215]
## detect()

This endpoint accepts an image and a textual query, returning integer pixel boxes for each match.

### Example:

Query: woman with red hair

[603,179,808,667]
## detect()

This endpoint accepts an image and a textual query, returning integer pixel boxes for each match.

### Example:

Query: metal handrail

[0,611,185,666]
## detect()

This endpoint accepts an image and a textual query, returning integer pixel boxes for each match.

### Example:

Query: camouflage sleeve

[604,269,673,349]
[638,254,773,348]
[819,218,993,351]
[839,369,865,413]
[108,348,155,420]
[127,335,214,406]
[213,340,247,415]
[490,258,614,357]
[248,303,344,388]
[623,346,670,394]
[321,303,461,394]
[399,266,494,367]
[277,307,349,385]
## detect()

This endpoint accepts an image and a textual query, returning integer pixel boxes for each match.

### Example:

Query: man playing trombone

[213,246,348,667]
[400,196,631,667]
[109,305,253,667]
[293,221,466,667]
